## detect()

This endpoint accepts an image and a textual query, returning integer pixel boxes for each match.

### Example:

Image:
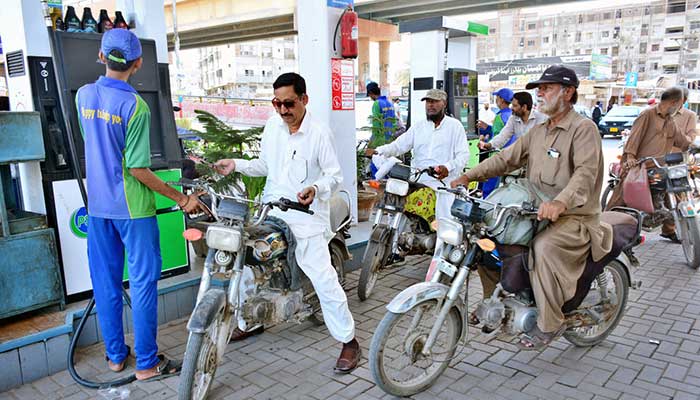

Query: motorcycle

[602,148,700,269]
[369,186,643,397]
[173,179,352,400]
[358,160,443,301]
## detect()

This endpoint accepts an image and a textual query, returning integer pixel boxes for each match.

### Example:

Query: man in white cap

[366,88,470,220]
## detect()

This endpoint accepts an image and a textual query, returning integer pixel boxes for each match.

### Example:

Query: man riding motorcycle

[215,72,360,373]
[452,65,613,349]
[366,89,470,223]
[605,86,692,242]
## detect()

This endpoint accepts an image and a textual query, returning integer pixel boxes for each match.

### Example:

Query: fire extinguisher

[334,5,358,59]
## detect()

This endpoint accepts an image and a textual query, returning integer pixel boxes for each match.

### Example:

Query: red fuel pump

[337,6,358,59]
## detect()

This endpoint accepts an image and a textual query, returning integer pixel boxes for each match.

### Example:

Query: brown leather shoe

[334,338,361,374]
[229,326,264,342]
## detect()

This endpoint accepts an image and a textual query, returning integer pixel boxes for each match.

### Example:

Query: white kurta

[234,112,355,343]
[488,110,548,150]
[375,115,470,220]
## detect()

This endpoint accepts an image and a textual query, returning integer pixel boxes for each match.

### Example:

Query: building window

[651,44,660,52]
[600,48,608,55]
[644,6,651,16]
[665,47,680,53]
[688,60,698,70]
[639,65,646,73]
[689,39,699,50]
[639,42,647,53]
[575,32,581,42]
[691,21,700,31]
[520,20,525,31]
[603,12,612,20]
[641,24,649,36]
[666,27,684,34]
[527,40,535,46]
[543,36,550,44]
[578,14,583,24]
[664,65,679,74]
[575,49,581,55]
[612,46,619,56]
[668,1,686,13]
[587,14,597,23]
[489,28,496,34]
[528,22,536,30]
[653,62,659,70]
[601,31,609,38]
[615,9,622,18]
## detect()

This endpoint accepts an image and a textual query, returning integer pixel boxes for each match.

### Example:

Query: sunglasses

[271,97,301,109]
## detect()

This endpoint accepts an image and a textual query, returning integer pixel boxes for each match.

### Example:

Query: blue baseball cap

[492,88,514,103]
[100,28,142,64]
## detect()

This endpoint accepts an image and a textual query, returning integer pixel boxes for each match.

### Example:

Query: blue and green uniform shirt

[76,76,155,219]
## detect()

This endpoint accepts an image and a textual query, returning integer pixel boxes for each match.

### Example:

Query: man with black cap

[367,89,469,221]
[76,29,206,380]
[452,65,613,350]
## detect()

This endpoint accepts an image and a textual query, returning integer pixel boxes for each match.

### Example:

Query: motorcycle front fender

[386,281,464,315]
[187,289,227,333]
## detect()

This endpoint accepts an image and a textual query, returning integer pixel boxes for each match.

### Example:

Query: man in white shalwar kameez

[215,73,360,373]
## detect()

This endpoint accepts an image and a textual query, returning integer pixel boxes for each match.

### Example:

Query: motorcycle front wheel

[358,234,389,301]
[178,307,225,400]
[563,260,629,347]
[677,214,700,269]
[369,299,462,397]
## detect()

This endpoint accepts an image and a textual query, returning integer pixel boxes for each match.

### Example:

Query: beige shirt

[465,108,612,260]
[673,107,698,142]
[623,105,690,164]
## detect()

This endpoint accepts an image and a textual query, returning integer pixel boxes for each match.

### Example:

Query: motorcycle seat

[497,211,640,314]
[329,190,352,233]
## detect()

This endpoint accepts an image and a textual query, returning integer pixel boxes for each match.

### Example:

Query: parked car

[598,106,642,138]
[574,104,592,119]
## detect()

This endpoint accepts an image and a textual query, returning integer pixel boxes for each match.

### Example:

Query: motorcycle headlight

[206,225,242,252]
[667,165,688,179]
[386,178,409,196]
[437,218,463,246]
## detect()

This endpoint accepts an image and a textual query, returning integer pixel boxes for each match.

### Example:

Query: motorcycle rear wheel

[677,214,700,269]
[600,184,614,210]
[563,260,629,347]
[369,300,462,397]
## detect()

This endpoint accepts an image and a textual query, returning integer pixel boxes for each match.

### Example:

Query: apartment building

[198,36,297,98]
[476,0,700,84]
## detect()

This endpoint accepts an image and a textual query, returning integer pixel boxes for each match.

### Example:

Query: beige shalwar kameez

[465,108,613,333]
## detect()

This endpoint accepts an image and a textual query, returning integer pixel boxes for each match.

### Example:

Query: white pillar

[296,0,358,220]
[409,30,445,126]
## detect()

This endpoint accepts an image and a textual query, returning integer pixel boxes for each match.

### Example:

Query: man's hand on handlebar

[214,159,236,176]
[432,165,449,180]
[450,175,470,189]
[537,200,566,222]
[365,148,378,157]
[478,141,492,151]
[623,157,638,171]
[297,186,316,206]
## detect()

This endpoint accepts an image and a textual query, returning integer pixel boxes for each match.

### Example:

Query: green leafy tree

[191,110,266,201]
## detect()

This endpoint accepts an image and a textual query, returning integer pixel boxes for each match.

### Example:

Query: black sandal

[106,345,131,373]
[137,355,183,382]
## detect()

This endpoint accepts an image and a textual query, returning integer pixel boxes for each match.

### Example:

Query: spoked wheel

[358,238,388,301]
[369,299,462,397]
[564,260,629,347]
[676,214,700,269]
[178,309,225,399]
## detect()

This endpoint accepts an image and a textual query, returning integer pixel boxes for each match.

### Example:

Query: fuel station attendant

[76,28,204,381]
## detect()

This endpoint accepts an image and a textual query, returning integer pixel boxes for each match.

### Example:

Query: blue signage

[625,72,638,88]
[328,0,353,8]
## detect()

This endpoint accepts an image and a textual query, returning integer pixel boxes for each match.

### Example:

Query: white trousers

[238,233,355,343]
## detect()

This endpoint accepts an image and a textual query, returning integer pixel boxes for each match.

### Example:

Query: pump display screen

[451,70,478,97]
[454,98,477,134]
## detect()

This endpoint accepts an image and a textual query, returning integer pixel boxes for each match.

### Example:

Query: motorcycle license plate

[610,127,618,133]
[437,259,457,277]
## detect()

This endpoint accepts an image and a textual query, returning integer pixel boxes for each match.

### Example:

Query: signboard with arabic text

[478,56,591,83]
